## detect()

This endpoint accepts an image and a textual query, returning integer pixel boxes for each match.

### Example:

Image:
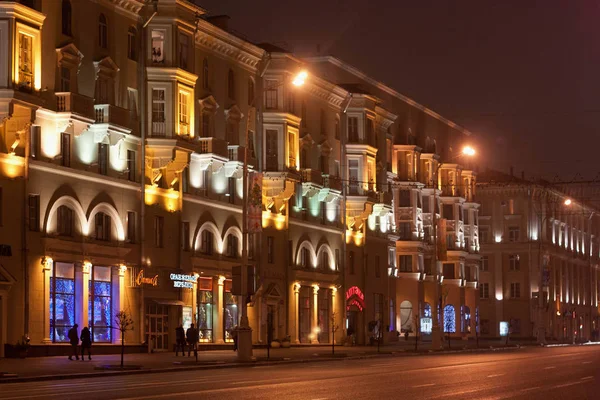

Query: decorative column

[215,276,225,344]
[42,257,53,343]
[112,265,126,344]
[293,282,301,344]
[75,262,87,332]
[311,284,319,344]
[331,287,337,344]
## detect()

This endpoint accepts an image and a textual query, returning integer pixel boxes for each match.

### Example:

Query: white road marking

[553,382,579,389]
[487,373,505,378]
[580,376,594,381]
[582,361,592,364]
[543,366,556,370]
[413,383,435,388]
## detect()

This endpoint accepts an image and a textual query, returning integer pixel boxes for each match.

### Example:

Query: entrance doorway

[145,304,169,351]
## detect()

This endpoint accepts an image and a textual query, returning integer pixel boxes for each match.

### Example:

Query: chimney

[510,166,514,176]
[207,15,230,31]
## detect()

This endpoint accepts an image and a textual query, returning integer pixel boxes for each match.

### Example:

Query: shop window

[299,286,311,343]
[224,280,238,342]
[98,14,108,49]
[62,0,72,36]
[197,278,213,342]
[443,304,456,333]
[95,212,111,241]
[318,289,330,343]
[50,262,75,342]
[89,266,112,342]
[57,205,73,236]
[462,306,471,333]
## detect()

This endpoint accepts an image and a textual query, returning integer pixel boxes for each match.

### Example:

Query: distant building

[477,169,600,342]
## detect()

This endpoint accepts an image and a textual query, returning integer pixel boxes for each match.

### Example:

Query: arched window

[400,300,413,333]
[201,230,213,255]
[98,14,108,49]
[300,247,310,268]
[57,205,73,236]
[94,212,111,241]
[226,234,238,258]
[202,58,209,89]
[61,0,72,36]
[321,251,329,270]
[247,78,254,106]
[228,69,235,100]
[127,26,137,61]
[443,304,456,333]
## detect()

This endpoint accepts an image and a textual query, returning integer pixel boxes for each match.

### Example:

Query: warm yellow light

[564,198,572,206]
[292,70,308,87]
[462,146,476,156]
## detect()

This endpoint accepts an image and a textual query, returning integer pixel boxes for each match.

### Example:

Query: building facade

[0,0,481,357]
[477,170,600,342]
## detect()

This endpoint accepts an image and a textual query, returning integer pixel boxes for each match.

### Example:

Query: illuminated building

[0,0,480,356]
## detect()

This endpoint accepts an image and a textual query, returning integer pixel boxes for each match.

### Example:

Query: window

[57,205,73,236]
[178,33,189,70]
[127,211,135,243]
[267,236,274,263]
[399,255,412,272]
[28,194,40,231]
[202,58,209,89]
[89,266,112,342]
[18,33,33,90]
[127,27,137,61]
[201,230,213,255]
[98,14,107,49]
[127,150,136,182]
[197,278,213,342]
[50,262,75,342]
[422,195,430,213]
[443,204,454,219]
[127,88,138,119]
[348,117,358,142]
[181,222,190,251]
[95,77,109,104]
[265,80,278,109]
[226,234,238,258]
[247,79,254,106]
[300,247,309,267]
[480,227,489,244]
[151,30,165,64]
[348,159,359,194]
[509,254,520,271]
[399,190,411,207]
[509,226,520,242]
[481,319,490,335]
[228,69,235,100]
[151,89,166,136]
[95,212,111,241]
[510,282,521,298]
[375,255,381,278]
[321,251,330,270]
[479,283,489,299]
[154,216,164,247]
[61,1,72,36]
[481,255,489,272]
[60,66,70,92]
[30,126,40,158]
[178,92,189,135]
[98,143,108,175]
[265,130,278,170]
[443,304,456,333]
[398,222,411,240]
[349,251,355,275]
[443,263,455,279]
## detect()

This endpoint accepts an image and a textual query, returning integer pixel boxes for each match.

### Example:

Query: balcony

[323,175,343,192]
[198,137,229,159]
[301,169,324,186]
[56,92,95,120]
[94,104,131,130]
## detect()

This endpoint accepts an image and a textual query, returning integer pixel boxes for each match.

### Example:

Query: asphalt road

[0,346,598,400]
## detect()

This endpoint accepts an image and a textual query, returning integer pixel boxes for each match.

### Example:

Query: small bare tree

[115,311,134,368]
[331,311,340,356]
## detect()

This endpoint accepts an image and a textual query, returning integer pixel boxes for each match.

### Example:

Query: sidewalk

[0,339,539,383]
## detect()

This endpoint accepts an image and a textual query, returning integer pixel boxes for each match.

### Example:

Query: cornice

[0,2,46,27]
[98,0,143,21]
[263,111,302,126]
[195,20,265,74]
[146,67,198,87]
[304,76,348,111]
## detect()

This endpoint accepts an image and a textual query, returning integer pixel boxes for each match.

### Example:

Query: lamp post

[237,70,308,361]
[430,146,475,349]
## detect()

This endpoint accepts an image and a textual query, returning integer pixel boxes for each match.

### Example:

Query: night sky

[196,0,600,181]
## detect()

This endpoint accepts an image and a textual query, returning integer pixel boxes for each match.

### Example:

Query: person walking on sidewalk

[68,324,79,360]
[175,325,186,356]
[80,326,92,360]
[186,324,199,357]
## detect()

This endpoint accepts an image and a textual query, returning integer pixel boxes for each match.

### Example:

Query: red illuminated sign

[345,286,365,311]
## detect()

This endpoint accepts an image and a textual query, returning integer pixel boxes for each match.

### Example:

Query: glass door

[146,304,169,350]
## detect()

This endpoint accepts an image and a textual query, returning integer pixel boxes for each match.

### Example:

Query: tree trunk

[121,330,125,368]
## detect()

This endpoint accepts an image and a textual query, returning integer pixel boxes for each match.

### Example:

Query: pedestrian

[68,324,79,360]
[175,324,186,356]
[80,326,92,360]
[186,323,199,357]
[232,326,238,351]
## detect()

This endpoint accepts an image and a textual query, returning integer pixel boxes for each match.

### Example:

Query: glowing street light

[292,70,308,87]
[462,145,476,157]
[564,198,572,206]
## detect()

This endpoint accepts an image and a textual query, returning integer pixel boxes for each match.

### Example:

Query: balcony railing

[151,121,166,137]
[227,145,257,166]
[301,169,323,186]
[323,175,343,192]
[94,104,130,129]
[198,137,228,158]
[56,92,95,119]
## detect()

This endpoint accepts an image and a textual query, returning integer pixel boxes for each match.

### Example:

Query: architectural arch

[315,243,335,271]
[194,221,222,253]
[400,300,413,332]
[222,225,242,257]
[45,195,87,235]
[296,240,317,268]
[87,202,125,241]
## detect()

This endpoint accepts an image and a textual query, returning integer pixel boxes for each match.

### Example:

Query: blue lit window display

[443,304,456,333]
[50,262,75,342]
[423,303,431,318]
[89,266,112,342]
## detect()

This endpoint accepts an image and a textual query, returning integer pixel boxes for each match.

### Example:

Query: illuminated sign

[346,286,365,311]
[136,270,158,287]
[345,286,365,301]
[420,317,432,334]
[170,273,198,289]
[499,321,509,337]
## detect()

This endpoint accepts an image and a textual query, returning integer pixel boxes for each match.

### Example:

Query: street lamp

[238,69,309,361]
[430,145,476,349]
[564,198,572,206]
